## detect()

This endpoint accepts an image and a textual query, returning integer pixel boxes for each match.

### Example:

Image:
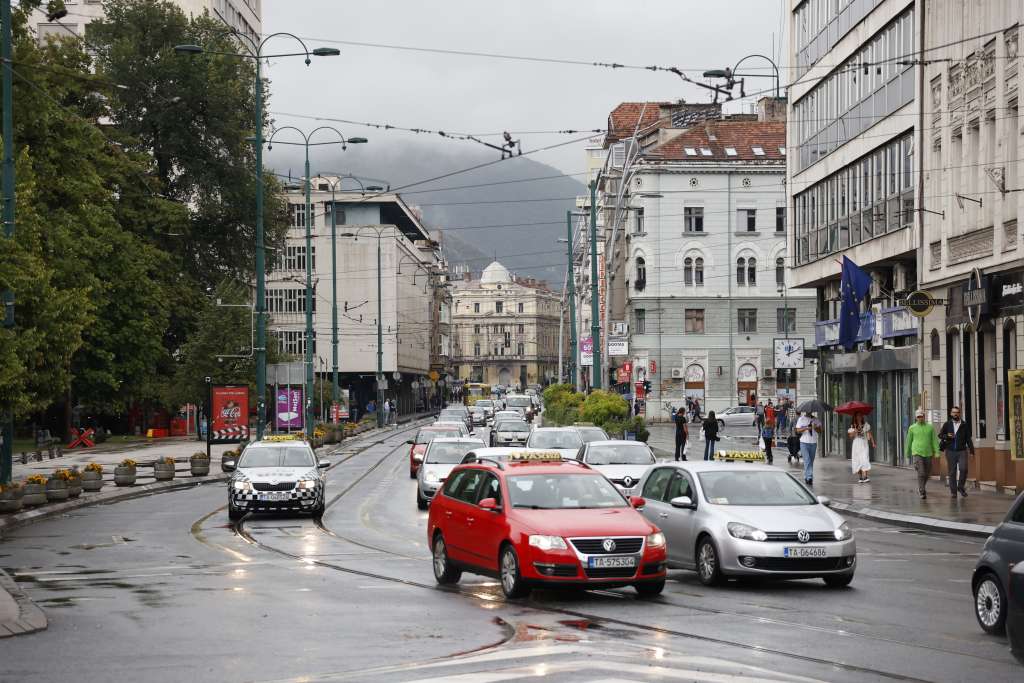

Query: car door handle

[658,512,670,518]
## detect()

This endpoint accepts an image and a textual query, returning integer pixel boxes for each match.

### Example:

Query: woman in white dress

[848,413,875,483]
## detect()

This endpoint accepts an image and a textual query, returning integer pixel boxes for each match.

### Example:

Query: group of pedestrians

[365,398,399,426]
[682,397,702,424]
[672,407,720,462]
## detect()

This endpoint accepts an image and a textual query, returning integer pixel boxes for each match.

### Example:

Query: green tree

[578,390,630,428]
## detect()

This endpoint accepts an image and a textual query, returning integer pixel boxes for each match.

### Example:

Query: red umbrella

[835,401,873,416]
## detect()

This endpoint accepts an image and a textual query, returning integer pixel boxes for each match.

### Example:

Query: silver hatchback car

[634,462,856,587]
[416,437,485,509]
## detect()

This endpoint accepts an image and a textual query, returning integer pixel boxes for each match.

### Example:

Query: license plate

[783,546,827,558]
[588,555,637,568]
[258,492,288,502]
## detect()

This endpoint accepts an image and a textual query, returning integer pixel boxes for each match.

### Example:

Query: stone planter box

[114,466,137,487]
[67,478,83,498]
[0,487,24,513]
[45,478,69,502]
[22,483,47,506]
[153,462,176,481]
[190,458,210,476]
[81,470,104,492]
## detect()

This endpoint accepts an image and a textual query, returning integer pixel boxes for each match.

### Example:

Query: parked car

[972,491,1024,635]
[717,406,757,429]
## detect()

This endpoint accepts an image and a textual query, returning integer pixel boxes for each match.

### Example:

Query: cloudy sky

[261,0,789,177]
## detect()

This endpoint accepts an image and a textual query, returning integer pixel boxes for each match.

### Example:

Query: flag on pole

[838,256,872,351]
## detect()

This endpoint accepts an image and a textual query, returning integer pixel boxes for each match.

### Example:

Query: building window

[776,257,785,286]
[496,301,503,313]
[684,257,693,286]
[473,342,481,356]
[326,202,345,225]
[473,302,480,313]
[504,331,511,347]
[736,258,746,286]
[747,258,757,285]
[517,302,524,313]
[739,209,756,232]
[738,309,757,333]
[930,329,940,360]
[518,324,524,333]
[635,308,646,334]
[776,206,786,232]
[517,342,525,356]
[684,207,704,233]
[635,258,646,292]
[776,308,796,333]
[685,309,705,334]
[289,203,306,228]
[694,257,704,286]
[634,207,645,234]
[474,325,480,334]
[752,146,765,156]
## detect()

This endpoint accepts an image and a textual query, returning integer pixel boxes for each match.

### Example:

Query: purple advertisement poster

[275,387,304,431]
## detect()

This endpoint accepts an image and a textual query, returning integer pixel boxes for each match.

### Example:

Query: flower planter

[22,484,47,506]
[114,466,137,487]
[67,478,83,498]
[45,478,70,502]
[190,458,210,476]
[81,470,104,492]
[0,488,24,513]
[153,462,176,481]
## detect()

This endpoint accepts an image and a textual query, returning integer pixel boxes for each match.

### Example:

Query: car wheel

[823,572,854,588]
[432,535,461,585]
[974,572,1007,635]
[416,489,429,511]
[499,544,531,599]
[228,507,244,522]
[635,580,665,598]
[696,537,723,586]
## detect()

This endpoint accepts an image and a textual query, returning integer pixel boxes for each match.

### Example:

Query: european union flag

[838,256,872,351]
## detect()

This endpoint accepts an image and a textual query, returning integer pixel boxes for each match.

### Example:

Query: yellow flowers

[52,468,74,481]
[25,474,48,486]
[84,463,103,474]
[190,452,209,461]
[162,456,176,465]
[0,482,22,493]
[119,458,137,468]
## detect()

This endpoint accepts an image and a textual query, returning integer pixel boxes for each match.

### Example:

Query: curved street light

[702,53,781,99]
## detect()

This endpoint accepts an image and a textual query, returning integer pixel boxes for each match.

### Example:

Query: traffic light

[643,380,652,393]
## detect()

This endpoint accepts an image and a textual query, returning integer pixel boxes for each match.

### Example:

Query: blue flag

[838,256,872,351]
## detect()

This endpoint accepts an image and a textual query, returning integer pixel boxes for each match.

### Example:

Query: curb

[0,569,47,638]
[829,500,997,538]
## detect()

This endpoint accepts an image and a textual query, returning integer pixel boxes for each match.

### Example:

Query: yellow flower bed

[25,474,48,486]
[84,463,103,474]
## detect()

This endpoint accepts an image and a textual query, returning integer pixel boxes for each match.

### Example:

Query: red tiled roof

[606,102,672,144]
[646,120,786,162]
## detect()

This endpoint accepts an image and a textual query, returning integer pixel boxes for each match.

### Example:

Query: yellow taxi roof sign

[263,434,303,442]
[508,450,562,462]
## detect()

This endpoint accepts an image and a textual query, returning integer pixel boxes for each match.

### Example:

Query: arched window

[747,257,757,286]
[635,257,647,292]
[930,329,940,360]
[695,257,704,286]
[736,258,746,286]
[776,257,785,286]
[684,257,693,286]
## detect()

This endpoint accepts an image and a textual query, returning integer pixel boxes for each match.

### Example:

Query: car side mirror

[816,495,832,507]
[478,497,500,511]
[630,496,646,509]
[223,460,236,472]
[670,495,695,509]
[317,460,330,469]
[406,439,414,444]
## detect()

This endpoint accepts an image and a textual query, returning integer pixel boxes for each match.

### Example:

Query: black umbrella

[797,399,833,414]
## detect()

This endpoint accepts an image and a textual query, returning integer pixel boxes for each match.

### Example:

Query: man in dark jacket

[674,408,689,461]
[938,406,975,498]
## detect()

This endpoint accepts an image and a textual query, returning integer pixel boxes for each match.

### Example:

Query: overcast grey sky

[262,0,789,176]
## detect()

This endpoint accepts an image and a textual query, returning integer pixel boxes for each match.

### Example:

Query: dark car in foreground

[1008,562,1024,664]
[972,491,1024,635]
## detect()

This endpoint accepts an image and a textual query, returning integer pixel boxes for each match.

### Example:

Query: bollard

[34,450,43,462]
[20,451,27,464]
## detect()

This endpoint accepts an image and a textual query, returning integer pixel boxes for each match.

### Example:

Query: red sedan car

[408,426,462,478]
[427,452,667,598]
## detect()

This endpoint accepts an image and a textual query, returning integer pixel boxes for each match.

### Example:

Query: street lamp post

[265,130,367,435]
[175,35,340,441]
[702,54,781,99]
[0,0,14,484]
[589,180,601,390]
[560,213,579,391]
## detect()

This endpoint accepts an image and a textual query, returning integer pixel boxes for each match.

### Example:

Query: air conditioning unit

[764,369,775,378]
[670,368,684,379]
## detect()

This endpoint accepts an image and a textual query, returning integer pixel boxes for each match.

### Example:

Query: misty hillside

[266,137,586,288]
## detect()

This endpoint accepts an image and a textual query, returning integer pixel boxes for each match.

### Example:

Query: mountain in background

[266,137,586,289]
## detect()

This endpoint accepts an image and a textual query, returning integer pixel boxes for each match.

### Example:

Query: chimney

[757,96,787,123]
[463,271,471,283]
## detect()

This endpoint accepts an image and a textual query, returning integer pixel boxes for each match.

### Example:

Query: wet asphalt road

[1,421,1021,682]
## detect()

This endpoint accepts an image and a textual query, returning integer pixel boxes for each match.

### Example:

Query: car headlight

[646,531,666,548]
[834,522,853,541]
[424,472,440,485]
[232,481,252,491]
[528,535,568,551]
[296,479,318,490]
[727,522,768,542]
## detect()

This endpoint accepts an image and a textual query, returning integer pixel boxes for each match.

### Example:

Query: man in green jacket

[905,408,941,499]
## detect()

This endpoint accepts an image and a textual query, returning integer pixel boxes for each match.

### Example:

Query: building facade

[788,0,921,466]
[917,2,1023,489]
[267,178,446,419]
[451,262,561,388]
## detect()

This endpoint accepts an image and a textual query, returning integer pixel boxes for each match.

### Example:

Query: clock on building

[773,338,806,369]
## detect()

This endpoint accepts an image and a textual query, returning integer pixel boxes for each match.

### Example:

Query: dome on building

[480,261,513,286]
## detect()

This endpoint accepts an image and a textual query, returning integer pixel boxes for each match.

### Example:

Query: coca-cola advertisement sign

[211,385,249,443]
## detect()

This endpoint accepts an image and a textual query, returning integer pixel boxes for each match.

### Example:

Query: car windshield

[416,429,459,444]
[497,423,530,433]
[508,473,627,509]
[585,444,654,466]
[238,447,315,468]
[576,427,609,443]
[507,397,532,408]
[697,471,817,506]
[528,430,583,450]
[425,443,478,464]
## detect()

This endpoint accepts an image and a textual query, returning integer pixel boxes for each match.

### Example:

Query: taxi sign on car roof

[508,450,562,462]
[262,434,304,442]
[716,450,766,462]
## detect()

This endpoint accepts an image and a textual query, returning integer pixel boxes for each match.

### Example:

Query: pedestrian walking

[674,408,689,461]
[939,406,974,498]
[692,398,702,424]
[389,399,399,426]
[905,408,941,499]
[382,399,391,425]
[794,411,821,485]
[760,419,775,465]
[702,411,719,461]
[765,400,776,426]
[848,413,875,483]
[755,401,765,429]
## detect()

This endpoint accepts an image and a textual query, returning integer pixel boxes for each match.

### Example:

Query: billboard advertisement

[580,337,593,366]
[275,387,304,431]
[1009,370,1024,460]
[210,385,249,443]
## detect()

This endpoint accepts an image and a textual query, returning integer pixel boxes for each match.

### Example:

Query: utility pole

[376,235,384,427]
[1,0,15,484]
[565,211,578,390]
[303,151,315,436]
[253,56,268,442]
[589,180,601,390]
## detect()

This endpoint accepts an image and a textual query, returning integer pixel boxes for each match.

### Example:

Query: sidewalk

[647,423,1015,537]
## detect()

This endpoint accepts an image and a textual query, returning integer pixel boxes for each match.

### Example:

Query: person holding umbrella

[794,399,830,485]
[837,401,875,483]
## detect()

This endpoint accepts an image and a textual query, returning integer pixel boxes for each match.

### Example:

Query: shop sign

[899,290,943,318]
[963,268,990,326]
[994,271,1024,310]
[815,314,872,347]
[649,359,657,374]
[1009,369,1024,460]
[882,307,918,338]
[608,336,629,356]
[580,337,593,366]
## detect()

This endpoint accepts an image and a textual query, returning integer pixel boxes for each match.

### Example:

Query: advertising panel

[608,336,629,356]
[580,336,593,366]
[275,387,304,431]
[1009,370,1024,460]
[211,385,249,443]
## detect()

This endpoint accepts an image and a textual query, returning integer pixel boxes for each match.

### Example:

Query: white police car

[224,436,329,522]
